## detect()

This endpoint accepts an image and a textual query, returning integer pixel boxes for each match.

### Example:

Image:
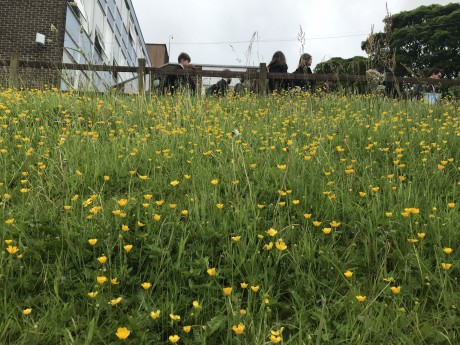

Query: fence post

[137,58,145,94]
[9,53,19,89]
[258,63,267,95]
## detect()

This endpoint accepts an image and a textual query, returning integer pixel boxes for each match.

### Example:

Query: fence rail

[2,55,460,92]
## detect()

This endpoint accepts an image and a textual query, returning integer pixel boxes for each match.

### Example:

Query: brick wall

[0,0,67,88]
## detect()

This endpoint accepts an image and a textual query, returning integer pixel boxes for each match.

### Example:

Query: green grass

[0,88,459,344]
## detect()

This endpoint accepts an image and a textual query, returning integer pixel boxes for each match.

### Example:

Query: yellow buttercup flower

[150,310,161,319]
[344,271,353,278]
[118,199,128,207]
[6,245,19,254]
[441,263,452,270]
[4,218,14,224]
[231,235,241,242]
[211,179,219,185]
[275,240,287,250]
[141,282,152,289]
[169,313,180,321]
[250,285,260,292]
[443,247,453,254]
[322,227,332,234]
[115,327,130,340]
[303,213,312,219]
[207,267,216,276]
[168,335,180,343]
[263,242,274,250]
[87,291,98,298]
[356,295,367,302]
[97,255,107,264]
[22,308,32,315]
[390,286,401,294]
[216,203,224,209]
[192,300,201,309]
[404,207,420,215]
[266,228,277,237]
[121,224,129,231]
[240,282,248,289]
[153,214,161,221]
[108,297,123,306]
[123,244,133,252]
[96,276,108,285]
[223,287,233,295]
[170,180,179,187]
[183,325,192,333]
[232,323,245,335]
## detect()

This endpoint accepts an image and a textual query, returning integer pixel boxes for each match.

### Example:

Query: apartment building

[0,0,151,92]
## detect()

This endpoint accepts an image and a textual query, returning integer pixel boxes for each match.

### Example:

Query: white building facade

[62,0,151,92]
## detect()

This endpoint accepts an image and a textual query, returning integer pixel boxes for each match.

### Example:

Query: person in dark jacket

[292,53,314,91]
[163,52,196,94]
[206,69,232,96]
[267,51,288,93]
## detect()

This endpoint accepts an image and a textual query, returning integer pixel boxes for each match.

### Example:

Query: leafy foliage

[362,3,460,78]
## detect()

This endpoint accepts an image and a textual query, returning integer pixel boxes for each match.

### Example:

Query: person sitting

[267,51,288,93]
[163,52,196,94]
[292,53,314,91]
[206,69,232,96]
[234,75,255,95]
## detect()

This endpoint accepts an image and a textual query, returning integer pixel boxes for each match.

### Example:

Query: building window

[95,34,104,58]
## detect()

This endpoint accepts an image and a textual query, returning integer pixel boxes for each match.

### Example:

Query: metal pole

[168,35,173,62]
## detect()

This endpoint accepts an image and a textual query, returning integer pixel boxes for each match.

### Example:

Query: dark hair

[298,53,312,67]
[427,68,443,77]
[178,52,191,63]
[268,51,287,69]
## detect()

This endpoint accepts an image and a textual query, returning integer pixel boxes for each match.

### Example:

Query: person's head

[299,53,312,68]
[428,68,443,79]
[178,52,191,67]
[222,69,231,84]
[269,51,287,66]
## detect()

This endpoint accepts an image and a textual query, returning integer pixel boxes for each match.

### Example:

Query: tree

[314,56,368,75]
[314,56,368,93]
[362,3,460,78]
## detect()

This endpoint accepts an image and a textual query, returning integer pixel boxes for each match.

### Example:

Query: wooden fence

[2,54,460,94]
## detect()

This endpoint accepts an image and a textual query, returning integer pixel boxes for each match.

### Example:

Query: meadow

[0,88,458,344]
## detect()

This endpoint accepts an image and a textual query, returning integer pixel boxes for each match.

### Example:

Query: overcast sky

[131,0,453,72]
